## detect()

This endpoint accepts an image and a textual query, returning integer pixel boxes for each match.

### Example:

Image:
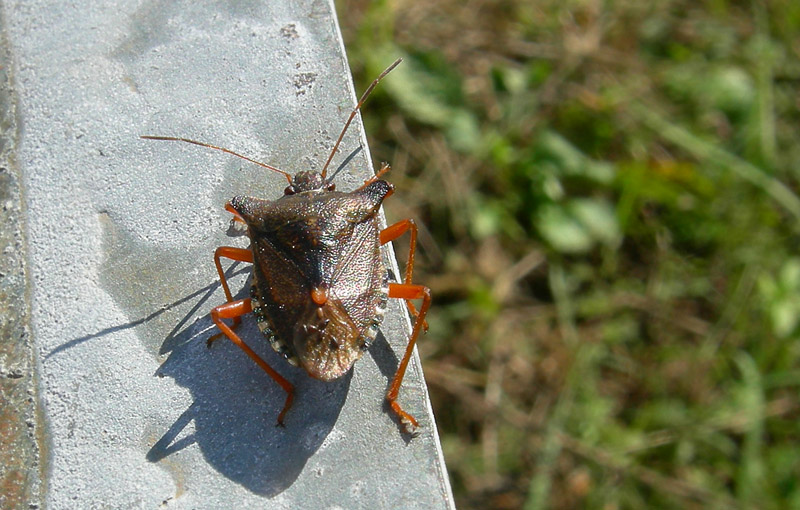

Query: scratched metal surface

[3,0,454,507]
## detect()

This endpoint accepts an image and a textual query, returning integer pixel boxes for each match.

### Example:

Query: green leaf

[536,199,621,254]
[570,198,622,247]
[537,203,594,254]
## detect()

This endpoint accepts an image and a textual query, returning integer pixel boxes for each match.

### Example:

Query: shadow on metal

[45,272,233,359]
[144,272,352,496]
[327,146,363,183]
[88,214,350,495]
[150,305,351,495]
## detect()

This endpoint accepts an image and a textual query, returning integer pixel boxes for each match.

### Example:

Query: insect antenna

[319,57,403,180]
[140,135,293,185]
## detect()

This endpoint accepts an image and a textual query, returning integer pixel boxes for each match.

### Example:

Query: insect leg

[356,162,392,190]
[380,219,428,330]
[386,282,431,435]
[208,246,254,346]
[211,298,295,426]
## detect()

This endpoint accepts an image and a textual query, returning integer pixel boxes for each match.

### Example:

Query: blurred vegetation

[336,1,800,508]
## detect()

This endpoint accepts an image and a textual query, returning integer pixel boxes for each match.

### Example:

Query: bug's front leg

[380,218,428,331]
[208,246,253,346]
[211,298,295,426]
[386,282,431,435]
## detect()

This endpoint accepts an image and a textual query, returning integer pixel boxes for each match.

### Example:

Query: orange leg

[386,282,431,435]
[357,162,392,190]
[211,298,295,426]
[208,246,253,345]
[380,219,428,331]
[224,202,246,222]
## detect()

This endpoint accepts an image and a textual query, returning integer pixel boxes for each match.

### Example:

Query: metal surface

[3,0,454,507]
[0,5,45,508]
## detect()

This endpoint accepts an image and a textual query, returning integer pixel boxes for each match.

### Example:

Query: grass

[336,1,800,508]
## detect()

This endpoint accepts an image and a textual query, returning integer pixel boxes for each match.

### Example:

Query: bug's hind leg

[208,246,254,346]
[211,298,295,426]
[386,282,431,435]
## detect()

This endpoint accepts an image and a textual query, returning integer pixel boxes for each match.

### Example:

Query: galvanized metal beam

[2,0,454,507]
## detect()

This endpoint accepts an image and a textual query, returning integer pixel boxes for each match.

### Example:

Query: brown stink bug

[142,58,430,435]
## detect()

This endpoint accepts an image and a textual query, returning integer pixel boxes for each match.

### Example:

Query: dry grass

[338,1,800,508]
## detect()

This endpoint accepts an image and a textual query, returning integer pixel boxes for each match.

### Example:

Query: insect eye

[284,185,296,195]
[325,182,336,191]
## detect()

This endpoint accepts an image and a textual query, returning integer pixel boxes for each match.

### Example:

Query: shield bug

[142,58,430,435]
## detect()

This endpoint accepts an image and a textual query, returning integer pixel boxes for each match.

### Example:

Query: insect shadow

[148,268,352,496]
[83,216,354,496]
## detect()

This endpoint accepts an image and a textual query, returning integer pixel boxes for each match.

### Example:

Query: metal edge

[0,3,47,508]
